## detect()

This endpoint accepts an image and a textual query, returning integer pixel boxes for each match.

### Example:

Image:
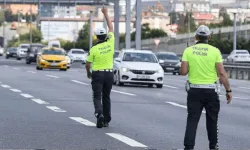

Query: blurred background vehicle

[114,50,120,58]
[6,47,17,59]
[113,49,164,88]
[227,50,250,63]
[67,48,87,64]
[155,52,181,75]
[0,46,4,56]
[26,44,45,64]
[48,40,61,48]
[16,43,30,60]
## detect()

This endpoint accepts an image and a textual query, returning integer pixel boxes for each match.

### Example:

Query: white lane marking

[219,95,248,100]
[239,87,250,90]
[106,133,147,148]
[166,102,206,114]
[46,106,66,112]
[1,84,11,88]
[13,67,20,70]
[20,93,33,98]
[27,71,36,73]
[46,75,60,78]
[69,117,96,126]
[71,80,89,85]
[31,99,49,104]
[10,89,22,92]
[163,85,179,89]
[111,90,136,96]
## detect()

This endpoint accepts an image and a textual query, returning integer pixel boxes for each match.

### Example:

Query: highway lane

[1,58,250,149]
[0,81,131,149]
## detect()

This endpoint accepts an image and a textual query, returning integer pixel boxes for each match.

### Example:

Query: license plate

[137,75,150,79]
[166,67,174,70]
[50,63,58,66]
[29,54,34,57]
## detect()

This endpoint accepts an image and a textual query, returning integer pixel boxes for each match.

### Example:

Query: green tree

[0,10,5,26]
[169,12,180,24]
[184,12,196,32]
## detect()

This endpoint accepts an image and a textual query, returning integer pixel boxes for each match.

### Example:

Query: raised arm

[102,7,113,33]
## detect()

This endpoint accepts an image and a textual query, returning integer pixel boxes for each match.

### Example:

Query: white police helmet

[196,25,211,36]
[94,27,107,36]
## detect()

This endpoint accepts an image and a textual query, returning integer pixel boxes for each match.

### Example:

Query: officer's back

[183,43,222,84]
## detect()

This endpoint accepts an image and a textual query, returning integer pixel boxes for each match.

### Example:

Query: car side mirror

[159,59,164,64]
[115,57,121,62]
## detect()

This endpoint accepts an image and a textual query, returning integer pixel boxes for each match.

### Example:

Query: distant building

[4,4,37,14]
[193,13,222,25]
[40,17,133,42]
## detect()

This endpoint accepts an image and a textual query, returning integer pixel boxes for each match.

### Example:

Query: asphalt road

[0,57,250,150]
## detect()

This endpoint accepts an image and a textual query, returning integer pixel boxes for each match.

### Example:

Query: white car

[67,49,87,63]
[16,44,30,60]
[0,47,3,56]
[113,49,164,88]
[227,50,250,63]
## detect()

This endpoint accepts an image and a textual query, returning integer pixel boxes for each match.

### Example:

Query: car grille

[131,78,155,81]
[47,60,62,63]
[130,70,156,75]
[163,62,178,66]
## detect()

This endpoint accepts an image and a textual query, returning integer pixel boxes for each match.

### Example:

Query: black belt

[93,69,113,72]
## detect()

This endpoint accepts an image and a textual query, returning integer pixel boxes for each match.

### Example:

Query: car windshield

[21,45,29,49]
[236,51,249,54]
[8,48,17,52]
[52,44,60,48]
[72,50,85,54]
[114,52,119,58]
[42,49,64,55]
[157,54,179,60]
[31,46,44,53]
[123,52,157,63]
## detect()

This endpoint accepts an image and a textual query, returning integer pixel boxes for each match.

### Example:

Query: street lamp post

[89,11,93,49]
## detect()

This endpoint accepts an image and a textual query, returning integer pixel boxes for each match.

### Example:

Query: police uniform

[87,29,115,128]
[182,26,222,150]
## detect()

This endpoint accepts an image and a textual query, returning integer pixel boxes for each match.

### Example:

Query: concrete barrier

[224,65,250,80]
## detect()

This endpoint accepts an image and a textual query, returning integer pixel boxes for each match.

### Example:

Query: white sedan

[227,50,250,63]
[67,49,87,63]
[113,49,164,88]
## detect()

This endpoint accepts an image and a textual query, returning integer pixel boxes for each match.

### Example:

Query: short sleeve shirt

[182,43,223,84]
[87,32,115,71]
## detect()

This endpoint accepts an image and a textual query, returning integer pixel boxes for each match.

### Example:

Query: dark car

[26,44,45,64]
[155,52,181,75]
[6,47,17,59]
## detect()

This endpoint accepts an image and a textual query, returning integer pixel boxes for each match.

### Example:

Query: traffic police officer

[180,25,232,150]
[85,7,114,128]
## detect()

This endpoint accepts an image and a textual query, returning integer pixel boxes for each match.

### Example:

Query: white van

[48,40,61,48]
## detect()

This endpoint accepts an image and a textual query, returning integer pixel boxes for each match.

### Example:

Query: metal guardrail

[223,62,250,66]
[224,64,250,80]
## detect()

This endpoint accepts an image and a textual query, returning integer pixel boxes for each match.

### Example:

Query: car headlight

[121,67,129,72]
[61,60,68,63]
[157,69,164,74]
[7,52,9,54]
[40,58,46,62]
[176,62,181,67]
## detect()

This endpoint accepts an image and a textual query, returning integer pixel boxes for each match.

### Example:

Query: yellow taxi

[36,47,68,71]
